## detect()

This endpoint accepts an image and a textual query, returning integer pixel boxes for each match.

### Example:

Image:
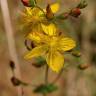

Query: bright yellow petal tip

[25,7,33,16]
[43,3,59,14]
[41,23,57,36]
[46,51,64,72]
[59,37,76,51]
[50,3,60,13]
[26,32,41,43]
[24,46,46,59]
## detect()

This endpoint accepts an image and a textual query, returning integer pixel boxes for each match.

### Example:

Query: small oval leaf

[33,84,58,94]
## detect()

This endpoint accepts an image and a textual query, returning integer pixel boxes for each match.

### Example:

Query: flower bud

[78,64,90,70]
[11,77,21,86]
[70,8,81,18]
[46,4,54,19]
[21,0,36,7]
[71,50,81,57]
[21,0,30,7]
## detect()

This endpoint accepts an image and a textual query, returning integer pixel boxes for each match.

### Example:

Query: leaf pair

[33,84,58,94]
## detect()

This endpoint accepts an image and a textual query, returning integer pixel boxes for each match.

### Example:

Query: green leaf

[32,56,46,68]
[46,84,58,92]
[29,0,36,7]
[77,0,88,9]
[33,84,58,94]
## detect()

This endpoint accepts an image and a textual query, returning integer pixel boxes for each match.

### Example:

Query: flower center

[49,37,58,47]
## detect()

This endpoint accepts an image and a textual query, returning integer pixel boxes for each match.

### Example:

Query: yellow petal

[58,37,76,51]
[41,23,57,36]
[46,51,64,72]
[43,3,60,14]
[50,3,60,13]
[25,7,33,16]
[27,32,42,43]
[24,46,47,59]
[25,7,45,20]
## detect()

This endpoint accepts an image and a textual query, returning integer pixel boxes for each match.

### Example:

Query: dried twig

[0,0,22,96]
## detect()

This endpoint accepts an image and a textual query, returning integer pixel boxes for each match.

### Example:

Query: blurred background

[0,0,96,96]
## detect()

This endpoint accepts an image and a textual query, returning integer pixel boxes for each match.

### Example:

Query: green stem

[42,65,49,96]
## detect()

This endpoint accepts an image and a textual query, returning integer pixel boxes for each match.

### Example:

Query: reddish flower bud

[46,4,54,19]
[78,64,91,70]
[21,0,30,7]
[11,77,21,86]
[70,8,81,18]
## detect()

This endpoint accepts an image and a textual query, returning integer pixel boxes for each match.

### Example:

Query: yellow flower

[22,3,59,24]
[23,7,45,24]
[24,23,76,72]
[22,3,60,37]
